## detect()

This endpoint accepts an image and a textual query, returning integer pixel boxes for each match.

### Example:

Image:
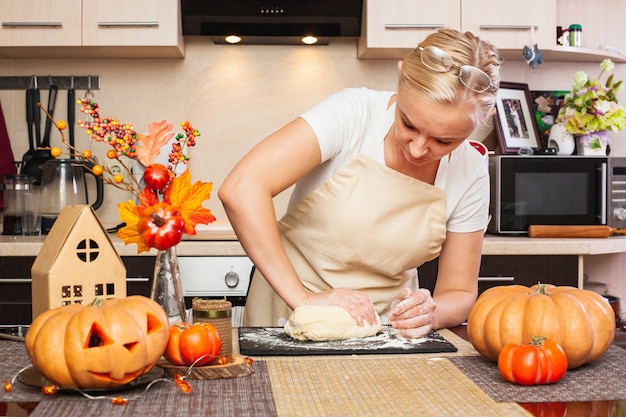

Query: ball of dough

[284,305,383,341]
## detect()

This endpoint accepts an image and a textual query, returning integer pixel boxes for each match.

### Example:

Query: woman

[219,28,502,338]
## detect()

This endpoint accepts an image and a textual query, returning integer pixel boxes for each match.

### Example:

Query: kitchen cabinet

[0,256,155,326]
[0,0,184,58]
[0,257,33,326]
[357,0,461,59]
[357,0,625,62]
[0,0,82,47]
[358,0,553,59]
[461,0,555,52]
[417,255,579,297]
[81,0,183,56]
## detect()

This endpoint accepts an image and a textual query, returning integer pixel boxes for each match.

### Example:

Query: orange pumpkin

[466,283,615,369]
[25,295,170,389]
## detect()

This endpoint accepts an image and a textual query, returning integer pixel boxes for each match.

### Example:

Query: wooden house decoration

[31,205,127,320]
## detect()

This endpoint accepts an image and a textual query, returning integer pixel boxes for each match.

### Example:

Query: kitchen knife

[528,225,626,238]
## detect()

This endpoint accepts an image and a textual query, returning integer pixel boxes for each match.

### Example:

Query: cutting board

[158,356,254,380]
[528,225,626,238]
[238,326,457,356]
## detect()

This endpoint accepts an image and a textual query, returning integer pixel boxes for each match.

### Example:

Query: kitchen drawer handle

[479,25,539,31]
[126,277,150,282]
[98,21,159,28]
[478,276,515,282]
[2,22,63,28]
[385,24,444,29]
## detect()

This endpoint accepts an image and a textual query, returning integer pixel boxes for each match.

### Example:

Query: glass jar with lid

[2,174,35,235]
[569,24,582,47]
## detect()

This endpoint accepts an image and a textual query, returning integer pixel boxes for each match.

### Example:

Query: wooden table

[1,325,624,417]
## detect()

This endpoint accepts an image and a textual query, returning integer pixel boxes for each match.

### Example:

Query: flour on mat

[238,325,455,355]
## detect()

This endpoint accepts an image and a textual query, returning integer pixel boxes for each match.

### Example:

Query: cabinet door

[82,0,183,54]
[0,0,82,47]
[476,255,578,292]
[0,257,34,325]
[358,0,461,59]
[122,256,155,297]
[462,0,557,50]
[417,255,579,297]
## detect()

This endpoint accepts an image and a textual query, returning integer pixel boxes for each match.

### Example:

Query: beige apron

[243,153,447,326]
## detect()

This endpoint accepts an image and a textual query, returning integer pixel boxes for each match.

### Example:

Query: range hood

[181,1,363,45]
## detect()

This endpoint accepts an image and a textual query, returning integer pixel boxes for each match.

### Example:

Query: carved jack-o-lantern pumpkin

[25,295,170,389]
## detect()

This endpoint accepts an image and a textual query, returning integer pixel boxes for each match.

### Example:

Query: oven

[178,256,254,327]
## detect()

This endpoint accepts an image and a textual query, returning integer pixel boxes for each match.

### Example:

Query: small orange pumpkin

[25,295,170,389]
[466,283,615,369]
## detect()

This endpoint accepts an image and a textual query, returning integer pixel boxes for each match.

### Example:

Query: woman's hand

[304,288,378,327]
[388,288,436,338]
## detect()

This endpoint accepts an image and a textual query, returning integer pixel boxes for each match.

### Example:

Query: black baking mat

[238,326,457,356]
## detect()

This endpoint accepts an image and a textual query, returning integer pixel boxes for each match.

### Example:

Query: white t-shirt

[291,87,490,233]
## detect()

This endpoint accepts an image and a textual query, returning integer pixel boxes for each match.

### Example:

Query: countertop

[2,228,626,257]
[482,234,626,256]
[0,223,245,257]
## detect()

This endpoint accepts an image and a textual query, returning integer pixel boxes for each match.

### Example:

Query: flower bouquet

[48,99,216,253]
[556,59,626,153]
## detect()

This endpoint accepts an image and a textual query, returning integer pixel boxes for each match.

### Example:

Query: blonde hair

[398,28,502,127]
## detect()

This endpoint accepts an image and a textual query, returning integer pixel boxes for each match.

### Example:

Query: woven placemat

[266,357,529,417]
[0,341,43,403]
[28,361,276,417]
[1,340,275,415]
[449,345,626,403]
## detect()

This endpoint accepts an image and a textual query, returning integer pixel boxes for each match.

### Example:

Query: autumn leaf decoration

[117,170,216,253]
[135,121,175,167]
[72,100,216,253]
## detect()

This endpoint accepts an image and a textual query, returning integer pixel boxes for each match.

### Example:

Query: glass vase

[547,123,575,155]
[150,245,187,324]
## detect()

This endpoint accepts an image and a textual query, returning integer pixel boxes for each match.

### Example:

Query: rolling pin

[528,225,626,238]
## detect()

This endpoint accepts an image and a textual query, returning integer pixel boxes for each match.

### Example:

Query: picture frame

[494,82,542,154]
[530,90,569,149]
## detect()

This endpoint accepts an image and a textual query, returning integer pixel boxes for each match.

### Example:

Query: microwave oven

[488,155,626,235]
